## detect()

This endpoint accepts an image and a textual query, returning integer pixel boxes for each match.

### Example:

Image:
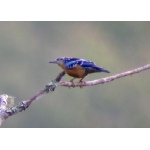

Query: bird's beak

[49,60,58,64]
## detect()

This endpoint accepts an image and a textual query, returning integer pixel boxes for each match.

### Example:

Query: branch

[0,64,149,126]
[0,71,65,125]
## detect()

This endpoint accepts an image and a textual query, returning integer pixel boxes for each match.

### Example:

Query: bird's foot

[69,80,75,88]
[78,80,85,88]
[68,78,76,88]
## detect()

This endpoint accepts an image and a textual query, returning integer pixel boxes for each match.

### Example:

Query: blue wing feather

[65,58,84,69]
[64,57,110,73]
[65,58,94,69]
[81,61,95,68]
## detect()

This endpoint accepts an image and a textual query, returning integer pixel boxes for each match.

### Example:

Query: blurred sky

[0,22,150,127]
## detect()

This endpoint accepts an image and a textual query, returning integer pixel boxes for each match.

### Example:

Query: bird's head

[49,57,66,65]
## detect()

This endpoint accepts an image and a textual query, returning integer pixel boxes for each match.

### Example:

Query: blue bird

[49,57,110,82]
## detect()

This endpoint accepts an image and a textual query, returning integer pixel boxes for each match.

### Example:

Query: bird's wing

[81,60,95,68]
[65,59,81,69]
[81,61,109,73]
[65,58,94,69]
[65,58,110,73]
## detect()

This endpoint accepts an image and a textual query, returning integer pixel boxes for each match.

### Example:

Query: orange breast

[59,64,87,78]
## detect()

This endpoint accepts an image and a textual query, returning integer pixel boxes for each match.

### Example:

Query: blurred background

[0,22,149,128]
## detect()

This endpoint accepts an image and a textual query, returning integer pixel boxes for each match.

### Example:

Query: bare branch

[0,64,149,126]
[0,71,65,125]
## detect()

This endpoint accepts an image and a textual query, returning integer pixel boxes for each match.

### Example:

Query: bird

[49,57,110,82]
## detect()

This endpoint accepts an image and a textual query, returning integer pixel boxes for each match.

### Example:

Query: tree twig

[0,64,149,126]
[0,71,65,125]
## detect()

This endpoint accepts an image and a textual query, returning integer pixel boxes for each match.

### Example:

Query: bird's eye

[57,58,61,61]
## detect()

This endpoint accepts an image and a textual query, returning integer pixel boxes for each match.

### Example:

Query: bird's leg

[70,77,76,82]
[79,76,86,88]
[69,77,76,88]
[79,78,84,82]
[79,74,87,83]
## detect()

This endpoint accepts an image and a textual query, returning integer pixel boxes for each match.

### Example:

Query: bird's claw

[68,81,75,88]
[79,80,85,88]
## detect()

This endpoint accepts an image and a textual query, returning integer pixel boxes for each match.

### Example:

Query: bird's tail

[95,66,110,73]
[101,69,110,73]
